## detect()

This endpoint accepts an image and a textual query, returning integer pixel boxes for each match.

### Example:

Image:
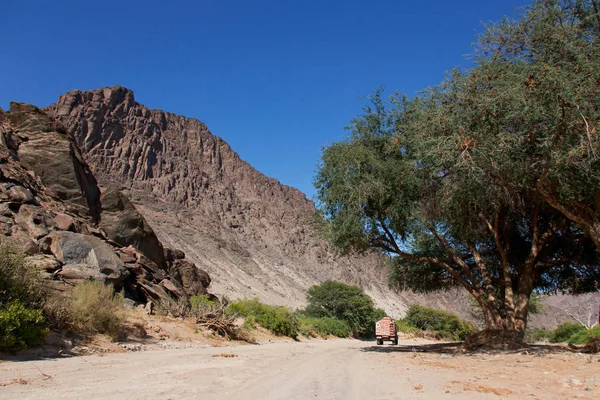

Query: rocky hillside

[0,103,211,304]
[45,86,413,314]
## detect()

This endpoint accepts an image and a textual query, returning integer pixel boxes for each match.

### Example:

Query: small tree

[305,281,385,336]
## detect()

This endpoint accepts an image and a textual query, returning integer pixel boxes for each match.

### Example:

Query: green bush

[550,322,586,343]
[396,319,421,336]
[226,298,297,338]
[0,243,44,307]
[69,281,126,340]
[304,281,385,337]
[242,314,257,329]
[190,295,217,310]
[297,316,350,338]
[0,301,48,352]
[525,328,552,343]
[404,304,472,341]
[568,325,600,346]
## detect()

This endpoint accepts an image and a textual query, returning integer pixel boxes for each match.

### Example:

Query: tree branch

[427,225,480,288]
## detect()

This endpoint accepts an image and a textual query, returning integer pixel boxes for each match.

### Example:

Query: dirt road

[1,338,599,399]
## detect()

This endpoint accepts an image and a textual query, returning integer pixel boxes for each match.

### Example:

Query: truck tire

[392,337,398,345]
[376,339,383,345]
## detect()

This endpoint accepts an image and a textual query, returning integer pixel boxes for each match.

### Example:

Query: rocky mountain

[45,86,414,314]
[0,103,211,304]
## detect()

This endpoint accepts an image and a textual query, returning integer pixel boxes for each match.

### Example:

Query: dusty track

[1,339,599,399]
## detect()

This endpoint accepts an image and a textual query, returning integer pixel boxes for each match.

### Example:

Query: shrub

[568,325,600,346]
[69,281,126,340]
[226,298,297,338]
[525,328,552,343]
[0,301,48,352]
[190,294,217,310]
[549,322,586,343]
[395,319,421,336]
[297,316,350,338]
[404,304,472,341]
[304,281,385,337]
[0,243,44,307]
[242,315,257,329]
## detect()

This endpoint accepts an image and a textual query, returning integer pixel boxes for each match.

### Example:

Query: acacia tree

[472,0,600,251]
[315,0,600,345]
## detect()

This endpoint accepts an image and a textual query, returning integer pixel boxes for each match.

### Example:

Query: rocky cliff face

[46,86,411,313]
[0,103,211,303]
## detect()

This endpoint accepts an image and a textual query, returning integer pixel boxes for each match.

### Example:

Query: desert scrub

[395,319,421,337]
[304,281,385,337]
[190,294,217,309]
[549,322,586,343]
[524,328,552,343]
[404,305,472,341]
[226,298,297,338]
[567,325,600,346]
[0,243,49,351]
[0,301,48,352]
[0,243,44,307]
[69,281,126,340]
[297,316,350,338]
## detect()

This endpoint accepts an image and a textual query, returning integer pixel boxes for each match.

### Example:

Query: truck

[375,317,398,345]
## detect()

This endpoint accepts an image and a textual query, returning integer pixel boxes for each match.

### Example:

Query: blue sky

[1,0,527,199]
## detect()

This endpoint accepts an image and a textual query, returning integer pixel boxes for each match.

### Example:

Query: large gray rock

[99,189,166,268]
[47,231,129,283]
[4,103,101,221]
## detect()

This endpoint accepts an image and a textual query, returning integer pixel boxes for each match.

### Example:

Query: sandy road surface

[1,339,599,399]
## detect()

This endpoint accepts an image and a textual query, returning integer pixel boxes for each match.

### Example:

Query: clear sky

[1,0,527,199]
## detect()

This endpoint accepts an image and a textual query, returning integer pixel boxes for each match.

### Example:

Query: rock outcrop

[99,189,166,268]
[3,103,101,222]
[0,102,211,303]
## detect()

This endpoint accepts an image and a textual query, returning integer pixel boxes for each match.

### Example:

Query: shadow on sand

[360,341,578,355]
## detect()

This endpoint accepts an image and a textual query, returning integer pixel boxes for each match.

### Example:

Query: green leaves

[305,281,385,337]
[314,0,600,335]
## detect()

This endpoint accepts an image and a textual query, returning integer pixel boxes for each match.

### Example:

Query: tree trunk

[466,294,529,350]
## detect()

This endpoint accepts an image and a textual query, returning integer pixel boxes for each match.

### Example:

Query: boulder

[7,185,36,205]
[15,204,49,239]
[53,213,76,231]
[164,248,185,262]
[47,231,129,283]
[169,259,211,296]
[6,226,39,255]
[160,279,184,298]
[138,281,170,301]
[25,254,62,272]
[99,189,166,268]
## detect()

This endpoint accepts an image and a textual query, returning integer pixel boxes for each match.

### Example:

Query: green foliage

[395,319,421,336]
[568,325,600,345]
[69,281,126,340]
[226,298,297,338]
[304,281,385,337]
[404,305,473,341]
[0,301,48,352]
[297,316,350,338]
[0,243,44,308]
[550,321,587,343]
[190,295,217,310]
[524,328,552,343]
[242,314,257,329]
[314,0,600,338]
